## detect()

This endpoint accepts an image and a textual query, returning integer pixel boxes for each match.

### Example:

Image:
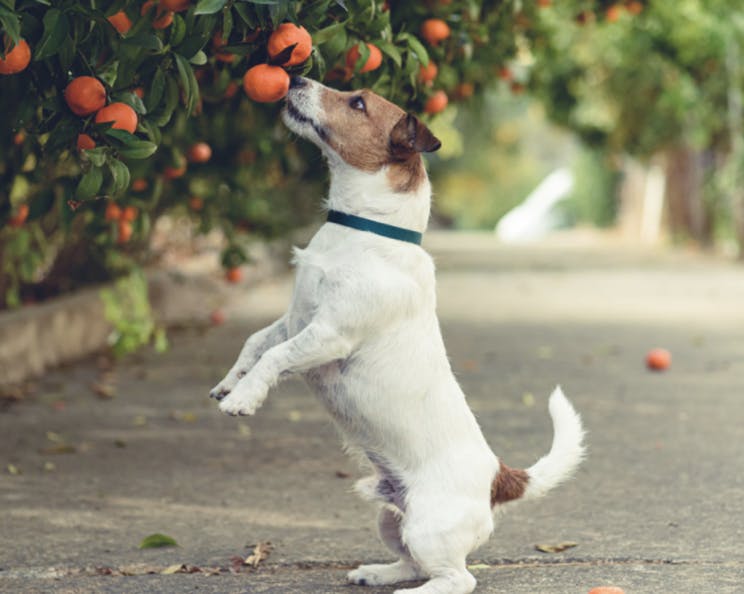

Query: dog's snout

[290,76,307,89]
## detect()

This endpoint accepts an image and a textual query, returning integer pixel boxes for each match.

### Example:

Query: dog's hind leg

[392,496,492,594]
[348,508,423,587]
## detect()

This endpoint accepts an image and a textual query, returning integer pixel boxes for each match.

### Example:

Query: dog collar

[326,210,423,246]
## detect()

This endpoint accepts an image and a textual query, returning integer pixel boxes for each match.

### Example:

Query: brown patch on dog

[490,462,529,506]
[318,87,440,193]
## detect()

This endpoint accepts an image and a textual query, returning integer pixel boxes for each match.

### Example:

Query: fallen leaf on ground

[39,444,77,455]
[43,461,56,472]
[91,381,116,399]
[535,541,578,553]
[7,463,21,475]
[170,411,198,423]
[139,533,178,549]
[244,542,273,568]
[237,423,251,437]
[161,564,185,575]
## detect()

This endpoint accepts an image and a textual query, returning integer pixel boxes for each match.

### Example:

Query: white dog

[210,77,585,594]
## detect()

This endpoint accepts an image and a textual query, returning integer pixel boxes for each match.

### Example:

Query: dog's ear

[389,113,442,160]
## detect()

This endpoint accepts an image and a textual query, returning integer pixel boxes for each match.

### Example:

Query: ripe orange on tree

[225,267,242,283]
[243,64,290,103]
[131,178,148,192]
[423,90,448,114]
[107,11,132,35]
[267,23,312,66]
[420,19,450,46]
[117,220,133,244]
[8,204,29,228]
[13,130,26,145]
[77,133,96,151]
[121,206,138,222]
[188,196,204,211]
[419,60,438,84]
[65,76,107,116]
[454,82,474,99]
[212,32,236,63]
[161,0,190,11]
[0,38,31,75]
[188,142,212,163]
[141,1,174,30]
[133,87,145,99]
[626,1,643,15]
[95,102,138,133]
[606,4,623,22]
[163,162,187,179]
[346,43,383,74]
[105,202,122,222]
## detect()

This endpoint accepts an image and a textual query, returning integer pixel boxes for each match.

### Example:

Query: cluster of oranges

[104,202,138,244]
[63,75,138,151]
[418,18,451,115]
[106,0,189,36]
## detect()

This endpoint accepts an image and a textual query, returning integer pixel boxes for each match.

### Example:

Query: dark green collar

[326,210,423,245]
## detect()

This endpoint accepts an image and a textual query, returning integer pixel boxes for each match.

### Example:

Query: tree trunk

[664,145,712,245]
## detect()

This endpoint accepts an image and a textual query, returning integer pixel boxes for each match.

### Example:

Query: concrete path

[2,232,743,593]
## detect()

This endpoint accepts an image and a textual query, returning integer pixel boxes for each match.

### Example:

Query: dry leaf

[161,564,185,575]
[287,410,302,422]
[535,541,578,554]
[7,463,21,475]
[39,444,77,455]
[91,382,115,399]
[171,411,198,423]
[244,542,273,568]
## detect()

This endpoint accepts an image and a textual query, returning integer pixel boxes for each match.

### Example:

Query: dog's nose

[289,76,307,89]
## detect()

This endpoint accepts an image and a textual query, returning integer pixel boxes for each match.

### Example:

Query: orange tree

[0,0,540,315]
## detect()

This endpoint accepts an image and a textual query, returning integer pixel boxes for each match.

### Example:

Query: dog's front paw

[209,370,246,401]
[217,377,268,416]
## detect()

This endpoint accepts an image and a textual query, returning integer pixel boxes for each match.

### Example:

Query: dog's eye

[349,96,366,113]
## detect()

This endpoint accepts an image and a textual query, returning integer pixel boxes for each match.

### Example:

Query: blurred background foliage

[2,0,744,338]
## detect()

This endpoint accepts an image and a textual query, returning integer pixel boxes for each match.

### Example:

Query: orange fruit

[105,202,122,222]
[188,196,204,210]
[187,142,212,163]
[537,0,552,6]
[65,76,107,116]
[588,588,626,594]
[133,86,145,98]
[420,19,450,45]
[121,206,138,222]
[346,43,383,74]
[242,64,290,103]
[0,39,31,75]
[8,204,29,228]
[164,164,187,179]
[626,1,643,15]
[117,219,133,244]
[13,130,26,145]
[646,348,671,371]
[419,61,438,84]
[454,82,474,99]
[510,81,525,94]
[224,80,239,99]
[606,4,623,22]
[423,90,448,114]
[77,133,96,151]
[141,1,174,29]
[225,267,242,283]
[498,67,512,80]
[267,23,312,66]
[212,32,236,63]
[107,11,132,35]
[131,178,148,192]
[161,0,189,11]
[95,102,138,134]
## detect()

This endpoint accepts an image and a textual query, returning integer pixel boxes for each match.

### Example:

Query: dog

[210,77,586,594]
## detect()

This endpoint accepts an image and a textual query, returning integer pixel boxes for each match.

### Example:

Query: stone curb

[0,235,301,393]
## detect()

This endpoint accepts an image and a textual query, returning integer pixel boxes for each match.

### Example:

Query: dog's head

[282,77,441,193]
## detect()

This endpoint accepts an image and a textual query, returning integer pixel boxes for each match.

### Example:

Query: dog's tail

[491,386,585,506]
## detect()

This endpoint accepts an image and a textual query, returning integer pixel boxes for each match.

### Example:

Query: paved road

[2,232,743,593]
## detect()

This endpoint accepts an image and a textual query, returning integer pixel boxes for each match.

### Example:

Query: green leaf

[399,32,429,67]
[118,140,158,160]
[83,147,108,167]
[34,8,70,61]
[76,167,103,201]
[0,8,22,46]
[313,22,346,46]
[174,53,200,116]
[376,40,401,68]
[145,67,166,113]
[195,0,228,15]
[169,13,187,47]
[108,158,131,196]
[150,76,179,127]
[139,533,178,549]
[189,50,207,65]
[121,33,163,52]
